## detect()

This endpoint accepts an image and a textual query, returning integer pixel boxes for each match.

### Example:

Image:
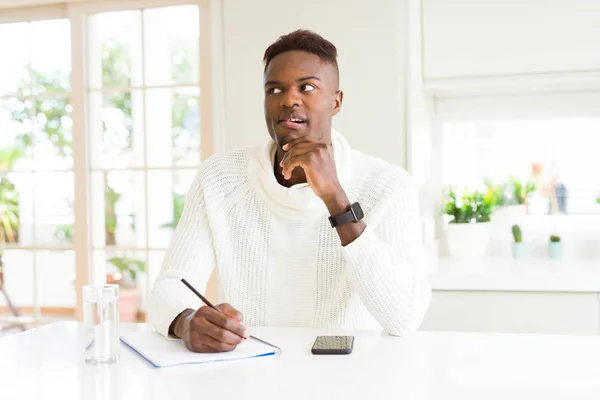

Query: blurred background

[1,0,599,337]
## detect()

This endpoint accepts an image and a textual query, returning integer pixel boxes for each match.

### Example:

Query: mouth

[277,114,307,129]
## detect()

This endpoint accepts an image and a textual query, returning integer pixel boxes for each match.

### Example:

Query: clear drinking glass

[83,284,120,364]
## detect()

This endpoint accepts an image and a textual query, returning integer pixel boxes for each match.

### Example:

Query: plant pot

[548,242,563,259]
[106,273,139,323]
[487,205,526,257]
[119,288,140,323]
[494,204,527,224]
[446,222,492,261]
[511,242,528,259]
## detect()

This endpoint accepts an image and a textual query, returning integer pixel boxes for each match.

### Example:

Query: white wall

[221,0,408,167]
[422,0,600,80]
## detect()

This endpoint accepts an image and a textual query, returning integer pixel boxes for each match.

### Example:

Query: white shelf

[428,257,600,293]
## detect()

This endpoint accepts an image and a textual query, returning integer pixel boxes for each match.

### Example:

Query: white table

[2,322,600,400]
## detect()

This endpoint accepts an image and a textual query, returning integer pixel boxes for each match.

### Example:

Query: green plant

[161,193,185,229]
[104,177,121,246]
[596,197,600,205]
[512,225,522,243]
[0,177,20,243]
[484,179,506,208]
[442,188,494,223]
[106,256,146,285]
[54,224,74,243]
[509,176,536,205]
[549,235,561,243]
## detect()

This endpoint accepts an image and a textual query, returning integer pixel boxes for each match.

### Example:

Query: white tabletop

[2,322,600,400]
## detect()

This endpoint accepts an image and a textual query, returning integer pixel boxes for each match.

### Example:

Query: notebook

[121,331,278,368]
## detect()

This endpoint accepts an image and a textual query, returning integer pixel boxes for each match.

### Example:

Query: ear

[331,90,343,116]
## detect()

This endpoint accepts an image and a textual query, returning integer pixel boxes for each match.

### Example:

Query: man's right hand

[171,304,249,353]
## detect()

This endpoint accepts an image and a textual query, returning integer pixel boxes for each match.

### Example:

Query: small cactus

[550,235,561,243]
[511,225,522,243]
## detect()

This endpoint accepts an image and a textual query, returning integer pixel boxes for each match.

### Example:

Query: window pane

[90,171,146,249]
[0,97,33,172]
[88,10,142,88]
[443,118,600,215]
[89,91,144,169]
[1,172,34,247]
[146,87,200,167]
[0,250,34,309]
[0,22,30,96]
[33,172,74,246]
[33,96,73,171]
[147,170,195,248]
[144,5,199,86]
[93,250,146,321]
[30,19,71,94]
[36,251,75,310]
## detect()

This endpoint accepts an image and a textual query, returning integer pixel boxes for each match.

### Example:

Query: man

[149,30,431,353]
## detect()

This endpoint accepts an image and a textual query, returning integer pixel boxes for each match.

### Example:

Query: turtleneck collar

[248,129,353,212]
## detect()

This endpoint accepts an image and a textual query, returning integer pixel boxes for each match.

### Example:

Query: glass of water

[83,284,120,364]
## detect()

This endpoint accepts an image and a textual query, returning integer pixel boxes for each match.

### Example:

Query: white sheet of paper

[121,331,277,368]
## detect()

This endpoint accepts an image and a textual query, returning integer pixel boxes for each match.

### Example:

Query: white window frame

[0,0,225,322]
[430,90,600,259]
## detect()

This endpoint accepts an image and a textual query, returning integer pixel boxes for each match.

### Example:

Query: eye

[267,87,282,95]
[301,84,316,92]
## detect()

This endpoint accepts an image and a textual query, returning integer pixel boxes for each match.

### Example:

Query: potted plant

[443,188,494,261]
[511,224,527,259]
[548,235,563,259]
[106,256,146,322]
[0,177,20,244]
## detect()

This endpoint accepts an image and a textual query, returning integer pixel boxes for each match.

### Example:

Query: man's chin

[275,131,309,147]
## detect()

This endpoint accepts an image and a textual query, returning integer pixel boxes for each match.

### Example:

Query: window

[436,93,600,260]
[86,5,201,313]
[0,0,215,327]
[443,118,600,215]
[0,18,74,323]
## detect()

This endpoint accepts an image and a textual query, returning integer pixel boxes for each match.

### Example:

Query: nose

[280,88,301,108]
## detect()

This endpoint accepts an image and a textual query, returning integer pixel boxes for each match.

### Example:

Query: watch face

[351,202,364,221]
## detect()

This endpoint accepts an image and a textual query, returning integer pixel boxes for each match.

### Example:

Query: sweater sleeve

[342,170,432,336]
[148,170,216,337]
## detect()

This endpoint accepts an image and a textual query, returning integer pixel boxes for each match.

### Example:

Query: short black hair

[263,29,339,76]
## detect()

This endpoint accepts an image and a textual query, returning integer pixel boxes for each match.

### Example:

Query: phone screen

[312,336,354,353]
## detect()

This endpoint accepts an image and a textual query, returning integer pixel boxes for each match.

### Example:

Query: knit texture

[149,130,431,337]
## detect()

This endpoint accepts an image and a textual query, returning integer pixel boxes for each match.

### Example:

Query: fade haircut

[263,29,339,79]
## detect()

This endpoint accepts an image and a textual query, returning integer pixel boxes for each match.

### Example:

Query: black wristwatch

[328,202,364,228]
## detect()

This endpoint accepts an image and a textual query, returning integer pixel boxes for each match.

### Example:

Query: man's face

[264,50,343,148]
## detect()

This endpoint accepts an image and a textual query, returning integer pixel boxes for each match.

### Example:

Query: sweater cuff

[342,225,381,266]
[149,278,202,338]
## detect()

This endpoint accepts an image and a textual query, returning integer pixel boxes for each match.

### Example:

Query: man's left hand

[280,136,342,200]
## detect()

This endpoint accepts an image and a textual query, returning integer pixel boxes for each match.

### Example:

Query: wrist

[322,186,350,216]
[171,308,194,338]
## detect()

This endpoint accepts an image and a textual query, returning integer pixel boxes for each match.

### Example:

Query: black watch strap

[328,202,364,228]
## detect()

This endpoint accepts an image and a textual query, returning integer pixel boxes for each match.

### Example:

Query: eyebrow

[264,76,322,87]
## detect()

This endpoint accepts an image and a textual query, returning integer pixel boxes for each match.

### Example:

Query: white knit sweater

[149,130,431,337]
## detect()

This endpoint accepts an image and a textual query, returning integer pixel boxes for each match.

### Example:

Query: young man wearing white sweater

[149,30,431,353]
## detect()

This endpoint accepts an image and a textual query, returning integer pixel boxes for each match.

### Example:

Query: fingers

[188,332,237,353]
[198,306,248,338]
[216,303,243,322]
[183,305,250,353]
[191,314,244,347]
[280,142,329,179]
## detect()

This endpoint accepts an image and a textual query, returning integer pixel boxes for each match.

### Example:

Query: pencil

[180,278,281,353]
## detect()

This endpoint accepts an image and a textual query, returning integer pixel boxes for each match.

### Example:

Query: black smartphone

[311,335,354,355]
